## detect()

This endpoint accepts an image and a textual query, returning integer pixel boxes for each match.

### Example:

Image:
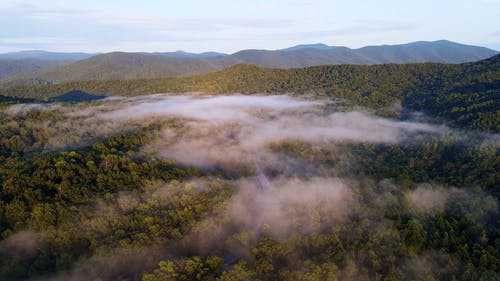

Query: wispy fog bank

[98,95,445,170]
[2,94,495,281]
[99,95,319,122]
[1,94,450,154]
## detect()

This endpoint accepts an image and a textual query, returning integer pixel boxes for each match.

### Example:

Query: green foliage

[351,139,499,197]
[1,55,499,132]
[0,57,498,280]
[403,82,500,132]
[142,256,223,281]
[0,120,223,279]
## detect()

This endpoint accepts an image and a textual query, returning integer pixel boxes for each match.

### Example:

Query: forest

[1,54,499,132]
[0,56,498,281]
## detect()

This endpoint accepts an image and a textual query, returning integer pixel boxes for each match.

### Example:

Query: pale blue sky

[1,0,499,53]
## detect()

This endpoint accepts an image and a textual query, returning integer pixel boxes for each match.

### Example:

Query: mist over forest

[0,92,498,281]
[1,0,499,277]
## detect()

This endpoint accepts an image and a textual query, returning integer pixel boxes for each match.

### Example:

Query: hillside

[2,54,499,132]
[0,59,71,80]
[2,40,497,86]
[1,52,222,86]
[355,40,499,63]
[0,82,498,281]
[224,40,498,68]
[0,54,499,281]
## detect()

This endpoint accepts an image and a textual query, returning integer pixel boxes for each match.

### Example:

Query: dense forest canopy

[0,56,498,281]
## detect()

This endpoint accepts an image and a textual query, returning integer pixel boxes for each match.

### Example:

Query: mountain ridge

[1,54,498,132]
[154,51,228,58]
[280,43,336,51]
[0,50,97,61]
[1,40,497,86]
[0,59,71,80]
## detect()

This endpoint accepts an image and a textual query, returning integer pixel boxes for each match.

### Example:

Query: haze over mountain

[0,59,70,80]
[0,50,96,61]
[155,51,228,58]
[3,53,498,133]
[280,43,336,51]
[1,52,221,86]
[228,40,498,68]
[0,51,98,80]
[1,40,497,86]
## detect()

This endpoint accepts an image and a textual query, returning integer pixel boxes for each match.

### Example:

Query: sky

[1,0,499,53]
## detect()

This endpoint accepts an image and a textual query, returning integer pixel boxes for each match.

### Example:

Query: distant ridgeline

[0,55,499,132]
[1,40,497,84]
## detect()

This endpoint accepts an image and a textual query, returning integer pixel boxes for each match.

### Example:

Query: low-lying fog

[1,94,497,281]
[95,95,445,171]
[4,94,450,164]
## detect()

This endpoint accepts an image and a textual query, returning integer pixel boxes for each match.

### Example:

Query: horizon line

[1,39,499,55]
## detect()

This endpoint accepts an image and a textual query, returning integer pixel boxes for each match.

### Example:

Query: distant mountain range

[228,40,498,68]
[0,59,70,80]
[280,43,336,51]
[0,51,99,81]
[153,51,228,58]
[1,40,498,86]
[0,52,221,85]
[0,50,97,61]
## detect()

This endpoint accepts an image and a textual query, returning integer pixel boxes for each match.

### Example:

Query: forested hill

[0,58,499,281]
[227,40,498,68]
[0,59,71,80]
[0,52,222,87]
[0,51,96,80]
[1,40,497,86]
[1,54,498,132]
